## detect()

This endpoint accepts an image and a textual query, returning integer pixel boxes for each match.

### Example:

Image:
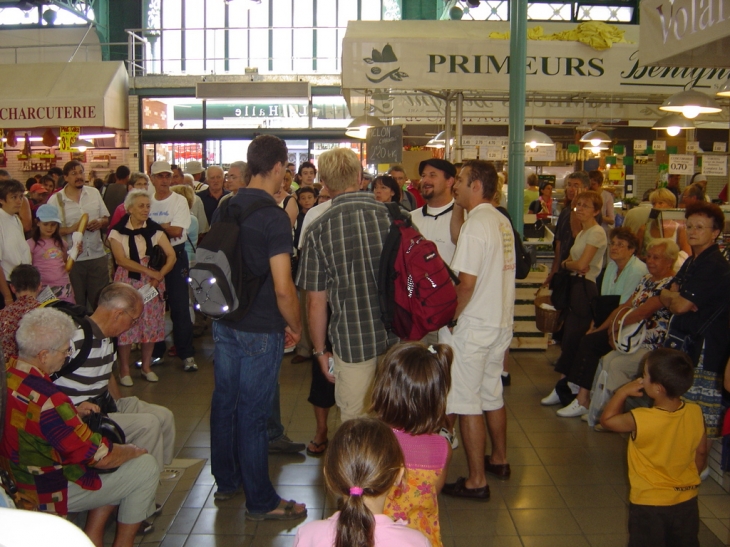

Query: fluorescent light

[79,133,115,139]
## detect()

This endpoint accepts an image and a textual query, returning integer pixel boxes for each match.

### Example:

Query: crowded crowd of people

[0,150,728,547]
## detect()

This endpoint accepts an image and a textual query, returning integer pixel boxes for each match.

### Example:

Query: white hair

[16,308,75,361]
[647,238,680,262]
[183,174,194,187]
[124,189,150,212]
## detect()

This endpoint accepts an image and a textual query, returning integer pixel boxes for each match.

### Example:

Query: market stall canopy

[0,61,128,130]
[639,0,730,67]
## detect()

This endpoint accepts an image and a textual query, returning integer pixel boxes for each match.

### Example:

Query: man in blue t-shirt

[209,135,306,521]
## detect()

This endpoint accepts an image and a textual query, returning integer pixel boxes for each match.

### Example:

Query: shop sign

[59,126,80,152]
[174,103,307,121]
[0,105,98,124]
[668,153,695,174]
[634,140,647,151]
[526,146,556,162]
[342,21,730,94]
[713,142,727,152]
[653,140,666,150]
[366,126,403,163]
[702,155,727,176]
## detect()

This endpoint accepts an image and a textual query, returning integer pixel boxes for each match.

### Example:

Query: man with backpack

[297,148,397,423]
[441,160,515,501]
[208,135,306,520]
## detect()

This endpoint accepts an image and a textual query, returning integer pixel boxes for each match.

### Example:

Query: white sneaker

[556,399,589,418]
[183,357,198,372]
[541,389,561,406]
[119,375,133,387]
[439,427,459,450]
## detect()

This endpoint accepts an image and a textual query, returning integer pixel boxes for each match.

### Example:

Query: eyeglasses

[49,343,74,358]
[610,241,629,249]
[67,169,84,176]
[124,309,142,325]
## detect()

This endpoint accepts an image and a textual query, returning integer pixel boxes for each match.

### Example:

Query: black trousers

[554,277,598,378]
[566,329,612,390]
[629,497,699,547]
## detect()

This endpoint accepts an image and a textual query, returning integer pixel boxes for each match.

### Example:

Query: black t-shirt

[197,188,230,224]
[672,244,730,372]
[555,205,574,264]
[219,188,293,333]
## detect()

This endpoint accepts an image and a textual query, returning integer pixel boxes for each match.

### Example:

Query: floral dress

[627,274,673,350]
[108,221,166,345]
[384,430,449,547]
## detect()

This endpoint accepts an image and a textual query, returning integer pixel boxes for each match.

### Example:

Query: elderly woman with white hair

[0,307,158,547]
[108,189,176,385]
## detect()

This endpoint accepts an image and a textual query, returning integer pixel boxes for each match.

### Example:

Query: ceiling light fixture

[659,89,722,119]
[524,129,554,149]
[716,77,730,97]
[579,130,611,147]
[652,114,695,136]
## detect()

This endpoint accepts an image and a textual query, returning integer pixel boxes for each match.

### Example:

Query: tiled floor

[117,333,730,547]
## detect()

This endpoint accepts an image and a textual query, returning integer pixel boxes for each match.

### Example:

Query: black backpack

[189,198,277,321]
[39,298,95,381]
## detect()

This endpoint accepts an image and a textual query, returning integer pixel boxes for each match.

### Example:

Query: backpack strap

[41,299,94,381]
[384,201,410,225]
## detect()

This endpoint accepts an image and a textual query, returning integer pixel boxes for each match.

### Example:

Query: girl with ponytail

[294,418,429,547]
[371,342,453,547]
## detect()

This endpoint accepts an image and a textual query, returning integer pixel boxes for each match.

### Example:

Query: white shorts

[441,318,512,414]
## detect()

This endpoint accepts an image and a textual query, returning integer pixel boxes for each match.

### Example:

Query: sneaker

[439,427,459,450]
[268,435,305,454]
[501,373,511,386]
[556,399,589,418]
[540,389,561,406]
[183,357,198,372]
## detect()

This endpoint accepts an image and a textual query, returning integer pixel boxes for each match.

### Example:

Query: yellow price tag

[59,126,80,152]
[0,129,4,153]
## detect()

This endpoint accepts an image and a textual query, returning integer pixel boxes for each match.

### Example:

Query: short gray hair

[97,282,143,311]
[129,172,150,187]
[124,189,150,212]
[16,308,75,360]
[183,174,194,186]
[647,238,680,263]
[566,171,590,188]
[206,165,224,176]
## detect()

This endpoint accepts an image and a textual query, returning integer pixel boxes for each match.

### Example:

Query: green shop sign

[174,103,309,121]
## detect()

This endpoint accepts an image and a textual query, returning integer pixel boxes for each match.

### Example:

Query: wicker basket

[534,294,563,334]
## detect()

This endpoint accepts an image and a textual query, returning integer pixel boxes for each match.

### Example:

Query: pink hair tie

[349,486,363,496]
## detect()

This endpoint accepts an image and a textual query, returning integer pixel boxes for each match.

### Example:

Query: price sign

[365,126,402,164]
[486,148,502,161]
[634,140,647,151]
[0,129,3,153]
[652,140,666,151]
[702,155,727,176]
[668,154,694,175]
[59,126,80,152]
[686,141,701,153]
[713,142,727,152]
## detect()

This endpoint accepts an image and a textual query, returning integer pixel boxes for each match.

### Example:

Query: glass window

[293,0,315,73]
[527,3,571,20]
[206,1,226,73]
[227,2,250,74]
[184,1,205,74]
[142,98,204,130]
[466,1,509,20]
[361,0,383,21]
[161,1,181,73]
[576,5,634,21]
[272,0,293,73]
[204,99,309,129]
[312,96,352,128]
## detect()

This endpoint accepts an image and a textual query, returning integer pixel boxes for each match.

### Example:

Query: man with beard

[53,161,110,310]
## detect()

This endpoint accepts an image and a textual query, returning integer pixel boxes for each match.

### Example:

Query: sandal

[306,439,328,456]
[245,499,307,521]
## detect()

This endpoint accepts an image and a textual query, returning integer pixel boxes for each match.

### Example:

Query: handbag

[84,412,126,474]
[549,270,572,311]
[611,308,647,354]
[664,307,723,365]
[85,390,118,414]
[591,295,621,327]
[147,244,166,271]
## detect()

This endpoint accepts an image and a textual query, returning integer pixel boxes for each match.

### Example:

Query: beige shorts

[332,352,379,423]
[442,318,513,414]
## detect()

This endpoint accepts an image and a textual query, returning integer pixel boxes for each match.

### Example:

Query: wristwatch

[313,349,327,358]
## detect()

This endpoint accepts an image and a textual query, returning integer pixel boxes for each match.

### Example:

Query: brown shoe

[442,477,490,501]
[291,355,310,364]
[484,455,511,480]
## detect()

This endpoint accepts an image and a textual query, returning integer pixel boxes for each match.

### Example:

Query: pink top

[393,430,449,470]
[294,513,429,547]
[107,203,126,235]
[27,238,69,288]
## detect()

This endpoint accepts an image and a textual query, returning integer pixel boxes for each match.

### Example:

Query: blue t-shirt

[218,188,293,333]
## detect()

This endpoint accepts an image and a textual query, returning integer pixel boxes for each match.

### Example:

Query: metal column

[507,0,528,234]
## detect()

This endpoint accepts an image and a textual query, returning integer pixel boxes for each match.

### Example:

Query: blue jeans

[267,384,285,442]
[165,244,194,359]
[210,322,283,514]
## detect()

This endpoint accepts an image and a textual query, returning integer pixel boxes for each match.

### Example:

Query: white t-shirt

[570,224,607,282]
[54,186,110,261]
[298,200,333,250]
[410,199,456,265]
[149,192,191,246]
[450,202,515,328]
[0,208,31,280]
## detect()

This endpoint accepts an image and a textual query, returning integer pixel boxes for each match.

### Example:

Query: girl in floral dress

[27,204,75,303]
[371,342,453,547]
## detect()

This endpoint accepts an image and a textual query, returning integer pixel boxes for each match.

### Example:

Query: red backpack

[378,203,459,340]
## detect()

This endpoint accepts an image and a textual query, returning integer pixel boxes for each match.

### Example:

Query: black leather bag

[591,295,621,327]
[86,390,118,414]
[549,270,572,311]
[84,412,126,474]
[148,244,166,271]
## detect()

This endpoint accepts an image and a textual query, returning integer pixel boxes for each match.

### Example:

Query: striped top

[54,317,115,405]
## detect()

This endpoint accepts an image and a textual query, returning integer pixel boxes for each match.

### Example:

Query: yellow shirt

[628,402,704,506]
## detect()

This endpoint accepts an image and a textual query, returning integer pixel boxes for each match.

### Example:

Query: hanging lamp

[659,89,721,119]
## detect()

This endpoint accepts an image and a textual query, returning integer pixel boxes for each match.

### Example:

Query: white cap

[150,161,173,175]
[185,161,204,175]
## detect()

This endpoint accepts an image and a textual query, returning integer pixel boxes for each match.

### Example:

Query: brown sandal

[306,439,328,456]
[245,499,307,521]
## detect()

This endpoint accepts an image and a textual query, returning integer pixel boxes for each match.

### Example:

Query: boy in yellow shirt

[601,348,707,547]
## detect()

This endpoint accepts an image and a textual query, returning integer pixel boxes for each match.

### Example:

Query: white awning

[0,61,128,130]
[640,0,730,68]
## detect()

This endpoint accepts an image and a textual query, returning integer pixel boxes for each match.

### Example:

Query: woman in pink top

[294,418,429,547]
[371,343,453,547]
